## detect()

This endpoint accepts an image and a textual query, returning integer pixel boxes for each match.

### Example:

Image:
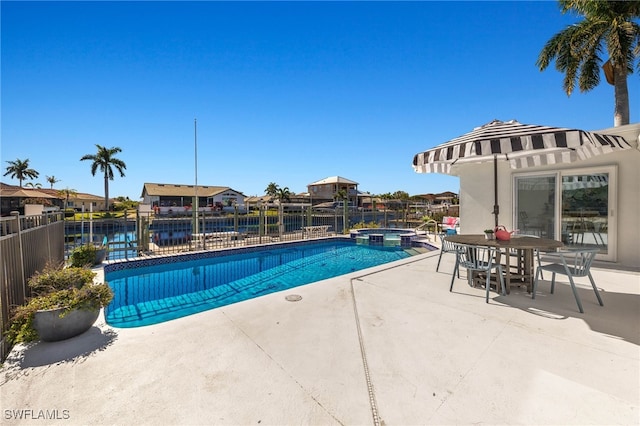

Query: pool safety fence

[63,205,417,260]
[0,212,66,361]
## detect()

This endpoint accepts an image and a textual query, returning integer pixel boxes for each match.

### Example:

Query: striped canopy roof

[412,119,633,175]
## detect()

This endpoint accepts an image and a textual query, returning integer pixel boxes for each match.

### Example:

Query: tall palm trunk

[613,64,630,127]
[104,175,109,211]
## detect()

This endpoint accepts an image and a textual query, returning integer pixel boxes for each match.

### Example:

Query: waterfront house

[307,176,359,207]
[141,182,246,215]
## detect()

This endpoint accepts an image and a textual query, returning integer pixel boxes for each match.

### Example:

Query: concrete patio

[1,247,638,425]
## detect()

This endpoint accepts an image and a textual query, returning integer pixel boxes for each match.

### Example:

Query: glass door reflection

[561,173,608,253]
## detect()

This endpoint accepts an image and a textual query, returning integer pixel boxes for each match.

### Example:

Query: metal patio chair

[450,243,506,303]
[532,248,603,313]
[437,233,462,278]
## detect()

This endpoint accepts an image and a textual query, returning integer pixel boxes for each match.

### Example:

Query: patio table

[444,234,564,293]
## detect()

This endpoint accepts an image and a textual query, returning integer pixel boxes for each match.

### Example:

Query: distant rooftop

[308,176,359,186]
[141,182,244,198]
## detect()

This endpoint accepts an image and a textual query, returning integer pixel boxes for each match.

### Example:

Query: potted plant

[484,229,495,240]
[6,263,113,344]
[70,243,107,266]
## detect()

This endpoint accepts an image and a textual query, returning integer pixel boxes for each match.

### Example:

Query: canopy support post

[493,155,499,227]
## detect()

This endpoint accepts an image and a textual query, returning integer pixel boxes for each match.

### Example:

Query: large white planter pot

[34,307,99,342]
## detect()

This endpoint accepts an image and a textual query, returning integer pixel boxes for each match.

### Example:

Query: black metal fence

[63,205,419,260]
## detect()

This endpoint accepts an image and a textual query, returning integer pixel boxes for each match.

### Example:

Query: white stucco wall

[456,123,640,268]
[456,161,507,232]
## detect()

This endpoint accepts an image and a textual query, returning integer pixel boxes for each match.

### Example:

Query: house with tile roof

[141,182,246,214]
[0,183,106,215]
[48,190,105,212]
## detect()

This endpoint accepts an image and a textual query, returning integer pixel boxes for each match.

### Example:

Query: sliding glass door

[515,166,616,261]
[561,172,610,253]
[515,175,556,238]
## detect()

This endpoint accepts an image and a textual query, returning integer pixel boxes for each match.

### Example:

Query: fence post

[278,204,283,239]
[259,204,264,244]
[123,209,128,260]
[234,204,239,234]
[201,209,207,250]
[45,212,52,260]
[11,212,26,300]
[343,205,349,234]
[373,201,377,225]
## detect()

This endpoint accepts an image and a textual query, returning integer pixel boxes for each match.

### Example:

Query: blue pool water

[105,240,416,328]
[108,232,138,260]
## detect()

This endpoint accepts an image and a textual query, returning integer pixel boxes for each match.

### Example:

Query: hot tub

[350,228,417,248]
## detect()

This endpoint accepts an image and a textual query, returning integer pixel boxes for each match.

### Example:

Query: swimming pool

[104,239,421,328]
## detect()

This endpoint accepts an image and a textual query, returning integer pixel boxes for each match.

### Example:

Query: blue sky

[2,1,638,201]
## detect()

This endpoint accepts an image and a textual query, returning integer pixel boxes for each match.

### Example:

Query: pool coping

[103,236,436,274]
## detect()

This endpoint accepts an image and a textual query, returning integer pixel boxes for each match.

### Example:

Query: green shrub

[431,212,446,223]
[351,221,380,229]
[28,263,95,295]
[113,200,139,211]
[70,245,101,267]
[6,264,113,345]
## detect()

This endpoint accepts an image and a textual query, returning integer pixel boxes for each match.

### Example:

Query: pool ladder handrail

[414,219,439,241]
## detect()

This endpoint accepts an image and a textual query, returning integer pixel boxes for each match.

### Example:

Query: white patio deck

[1,247,638,425]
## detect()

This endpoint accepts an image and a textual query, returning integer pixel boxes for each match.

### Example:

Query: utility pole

[193,118,199,239]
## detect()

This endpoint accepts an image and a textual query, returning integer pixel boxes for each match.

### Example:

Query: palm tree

[537,0,640,126]
[335,189,348,203]
[25,182,43,188]
[265,182,292,205]
[3,158,39,187]
[391,190,411,222]
[274,186,292,203]
[334,189,349,218]
[57,187,78,210]
[80,145,126,211]
[272,186,292,236]
[46,175,60,189]
[265,182,279,199]
[262,183,291,235]
[391,190,410,200]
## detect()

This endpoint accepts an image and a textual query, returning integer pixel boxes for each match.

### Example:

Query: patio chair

[532,248,603,313]
[450,243,506,303]
[436,233,461,278]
